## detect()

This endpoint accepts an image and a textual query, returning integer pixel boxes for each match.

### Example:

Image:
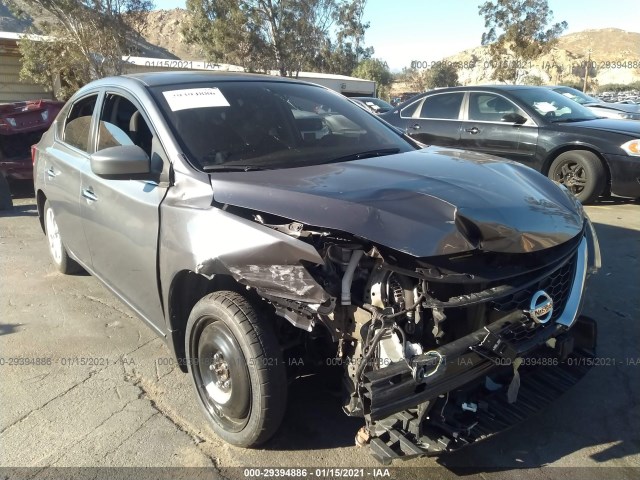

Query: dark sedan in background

[352,96,394,114]
[381,85,640,203]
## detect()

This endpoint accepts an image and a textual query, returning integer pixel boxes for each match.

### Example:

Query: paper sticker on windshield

[162,88,230,111]
[533,101,556,113]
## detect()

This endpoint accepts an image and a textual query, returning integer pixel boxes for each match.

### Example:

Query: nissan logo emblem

[527,290,554,324]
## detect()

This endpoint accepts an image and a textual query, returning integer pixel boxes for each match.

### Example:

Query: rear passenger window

[64,94,98,152]
[418,93,464,120]
[400,99,422,118]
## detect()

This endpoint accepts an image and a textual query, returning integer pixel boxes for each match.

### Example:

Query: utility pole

[583,49,592,93]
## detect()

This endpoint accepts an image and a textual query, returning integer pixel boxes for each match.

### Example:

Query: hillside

[138,8,203,60]
[0,1,178,60]
[442,28,640,87]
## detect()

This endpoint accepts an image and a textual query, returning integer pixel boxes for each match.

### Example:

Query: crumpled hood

[209,147,584,257]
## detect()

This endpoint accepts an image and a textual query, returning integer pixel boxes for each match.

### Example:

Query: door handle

[465,127,480,134]
[411,124,421,130]
[46,167,57,178]
[82,188,98,202]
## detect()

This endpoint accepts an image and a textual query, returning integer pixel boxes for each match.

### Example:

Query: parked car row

[597,90,639,104]
[33,71,602,463]
[551,86,640,120]
[381,85,640,203]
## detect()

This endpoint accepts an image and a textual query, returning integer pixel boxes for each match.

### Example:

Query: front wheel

[548,150,605,204]
[185,291,287,447]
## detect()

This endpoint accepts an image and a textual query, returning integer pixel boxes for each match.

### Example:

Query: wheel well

[168,271,242,372]
[36,190,47,233]
[543,147,611,192]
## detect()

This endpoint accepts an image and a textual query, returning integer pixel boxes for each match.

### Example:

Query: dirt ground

[1,186,639,480]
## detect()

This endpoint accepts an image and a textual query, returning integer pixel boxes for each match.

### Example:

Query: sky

[151,0,640,72]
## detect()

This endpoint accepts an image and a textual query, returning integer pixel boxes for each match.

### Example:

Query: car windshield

[150,81,414,171]
[513,88,599,123]
[554,87,600,105]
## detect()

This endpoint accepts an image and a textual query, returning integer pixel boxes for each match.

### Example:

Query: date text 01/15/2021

[242,468,391,477]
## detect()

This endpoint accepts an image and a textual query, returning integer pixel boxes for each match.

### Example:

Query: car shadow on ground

[0,323,22,336]
[0,203,38,217]
[265,370,365,452]
[265,221,640,472]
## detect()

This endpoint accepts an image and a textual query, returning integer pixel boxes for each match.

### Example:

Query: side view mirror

[90,145,150,177]
[501,113,527,124]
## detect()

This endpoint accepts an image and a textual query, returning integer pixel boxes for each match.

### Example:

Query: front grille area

[490,252,577,323]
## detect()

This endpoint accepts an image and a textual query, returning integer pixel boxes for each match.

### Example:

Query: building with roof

[1,32,376,103]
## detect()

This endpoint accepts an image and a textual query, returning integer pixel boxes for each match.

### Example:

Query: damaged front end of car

[198,151,601,463]
[201,208,599,464]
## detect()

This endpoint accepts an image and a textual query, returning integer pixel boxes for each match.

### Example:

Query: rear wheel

[548,150,605,204]
[186,291,287,447]
[43,200,81,274]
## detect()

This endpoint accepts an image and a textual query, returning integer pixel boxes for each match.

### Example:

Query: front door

[458,91,538,167]
[80,92,167,331]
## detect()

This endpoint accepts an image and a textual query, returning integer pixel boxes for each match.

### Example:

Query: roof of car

[116,71,314,88]
[426,85,547,93]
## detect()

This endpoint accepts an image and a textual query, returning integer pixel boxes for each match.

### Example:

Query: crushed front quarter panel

[159,172,329,328]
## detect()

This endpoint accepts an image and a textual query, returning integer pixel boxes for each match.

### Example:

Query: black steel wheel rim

[193,319,251,433]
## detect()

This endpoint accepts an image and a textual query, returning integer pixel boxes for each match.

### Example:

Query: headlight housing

[621,139,640,156]
[584,213,602,274]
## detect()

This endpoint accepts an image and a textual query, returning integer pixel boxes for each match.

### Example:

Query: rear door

[458,91,538,167]
[43,92,100,265]
[80,91,169,331]
[404,92,464,146]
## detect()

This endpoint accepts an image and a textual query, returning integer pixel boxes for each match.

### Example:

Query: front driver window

[96,122,135,151]
[98,94,153,157]
[468,93,524,122]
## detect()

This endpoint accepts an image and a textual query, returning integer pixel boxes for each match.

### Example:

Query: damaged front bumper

[362,315,597,464]
[359,235,599,464]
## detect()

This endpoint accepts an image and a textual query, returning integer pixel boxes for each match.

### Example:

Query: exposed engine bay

[221,208,600,463]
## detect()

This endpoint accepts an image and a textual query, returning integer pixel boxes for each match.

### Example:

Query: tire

[548,150,606,204]
[43,200,81,274]
[0,173,12,210]
[185,291,287,447]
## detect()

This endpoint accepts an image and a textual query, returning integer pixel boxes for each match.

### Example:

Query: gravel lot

[1,186,639,480]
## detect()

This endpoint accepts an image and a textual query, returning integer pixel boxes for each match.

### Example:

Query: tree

[521,74,544,85]
[183,0,371,76]
[322,0,372,74]
[7,0,154,100]
[478,0,567,84]
[351,58,391,97]
[424,63,459,89]
[397,67,428,92]
[182,0,266,71]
